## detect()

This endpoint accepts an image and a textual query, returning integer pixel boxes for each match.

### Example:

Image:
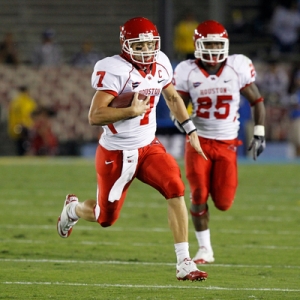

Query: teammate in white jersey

[172,20,266,264]
[57,17,208,281]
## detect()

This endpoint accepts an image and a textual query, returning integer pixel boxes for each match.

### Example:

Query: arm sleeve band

[250,97,264,107]
[254,125,265,136]
[180,119,197,135]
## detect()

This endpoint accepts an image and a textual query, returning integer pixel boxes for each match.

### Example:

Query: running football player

[173,20,266,264]
[57,17,208,281]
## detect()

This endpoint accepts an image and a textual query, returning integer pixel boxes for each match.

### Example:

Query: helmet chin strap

[131,53,154,73]
[134,62,152,74]
[197,59,222,74]
[205,61,219,67]
[120,53,152,74]
[202,55,222,67]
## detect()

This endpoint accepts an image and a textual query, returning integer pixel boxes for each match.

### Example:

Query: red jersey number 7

[140,96,155,125]
[96,71,106,87]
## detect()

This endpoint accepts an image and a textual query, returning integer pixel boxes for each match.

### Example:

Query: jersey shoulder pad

[174,59,194,70]
[157,51,173,71]
[227,54,252,69]
[157,51,170,63]
[94,55,131,76]
[226,54,255,84]
[174,59,196,79]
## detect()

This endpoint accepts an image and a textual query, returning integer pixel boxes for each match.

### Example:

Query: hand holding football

[108,92,147,108]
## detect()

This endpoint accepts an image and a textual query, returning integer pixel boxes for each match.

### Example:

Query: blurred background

[0,0,300,160]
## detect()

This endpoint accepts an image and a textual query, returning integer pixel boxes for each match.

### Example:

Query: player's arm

[162,83,207,160]
[169,91,190,133]
[162,84,191,124]
[241,82,265,126]
[241,82,266,160]
[88,90,149,126]
[177,92,190,108]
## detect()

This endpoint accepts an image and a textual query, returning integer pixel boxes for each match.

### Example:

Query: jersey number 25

[196,95,232,119]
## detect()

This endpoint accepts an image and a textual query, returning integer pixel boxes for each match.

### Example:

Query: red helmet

[193,20,229,64]
[120,17,160,66]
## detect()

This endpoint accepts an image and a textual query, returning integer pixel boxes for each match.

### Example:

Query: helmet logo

[207,34,221,39]
[139,33,154,41]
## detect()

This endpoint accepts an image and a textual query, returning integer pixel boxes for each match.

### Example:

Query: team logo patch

[193,82,202,88]
[228,144,237,152]
[132,82,141,89]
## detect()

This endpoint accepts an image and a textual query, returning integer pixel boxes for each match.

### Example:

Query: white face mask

[194,35,229,64]
[122,34,160,65]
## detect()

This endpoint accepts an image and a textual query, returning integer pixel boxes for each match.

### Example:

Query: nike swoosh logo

[105,160,114,165]
[127,155,134,158]
[224,79,231,83]
[158,79,164,83]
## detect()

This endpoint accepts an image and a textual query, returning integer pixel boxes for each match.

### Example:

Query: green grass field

[0,157,299,300]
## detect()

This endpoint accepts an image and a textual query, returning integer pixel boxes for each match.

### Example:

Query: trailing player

[172,20,266,264]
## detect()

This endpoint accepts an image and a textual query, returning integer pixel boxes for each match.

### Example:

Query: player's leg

[57,194,98,238]
[57,194,81,238]
[185,136,214,264]
[57,145,130,237]
[137,139,207,281]
[95,145,133,227]
[168,196,207,281]
[167,196,188,243]
[210,140,238,211]
[136,139,188,243]
[75,199,97,221]
[185,137,211,230]
[193,139,238,263]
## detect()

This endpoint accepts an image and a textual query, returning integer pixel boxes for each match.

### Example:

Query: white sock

[174,242,190,264]
[67,202,79,220]
[195,229,213,252]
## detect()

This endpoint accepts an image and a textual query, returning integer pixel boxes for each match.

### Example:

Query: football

[108,92,147,108]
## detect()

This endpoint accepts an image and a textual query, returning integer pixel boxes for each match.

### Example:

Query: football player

[57,17,208,281]
[172,20,266,264]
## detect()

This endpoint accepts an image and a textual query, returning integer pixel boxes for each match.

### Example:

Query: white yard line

[0,224,299,235]
[1,281,300,292]
[1,258,300,269]
[1,239,300,250]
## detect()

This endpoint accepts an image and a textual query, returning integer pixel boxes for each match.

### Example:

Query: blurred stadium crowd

[0,0,300,157]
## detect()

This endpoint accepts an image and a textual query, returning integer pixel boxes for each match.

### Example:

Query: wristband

[254,125,265,136]
[180,119,197,135]
[250,97,264,107]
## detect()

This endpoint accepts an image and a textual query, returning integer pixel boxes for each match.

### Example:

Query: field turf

[0,157,299,299]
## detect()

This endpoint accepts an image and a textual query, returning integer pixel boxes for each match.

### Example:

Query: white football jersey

[91,51,173,150]
[174,54,256,140]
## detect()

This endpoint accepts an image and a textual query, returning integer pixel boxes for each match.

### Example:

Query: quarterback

[173,20,266,264]
[57,17,208,281]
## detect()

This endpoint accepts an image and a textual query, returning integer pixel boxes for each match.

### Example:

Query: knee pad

[190,205,208,218]
[164,178,185,199]
[191,188,209,205]
[100,221,113,228]
[99,211,119,227]
[214,200,233,211]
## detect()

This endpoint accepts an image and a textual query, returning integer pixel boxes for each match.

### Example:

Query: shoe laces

[179,258,194,267]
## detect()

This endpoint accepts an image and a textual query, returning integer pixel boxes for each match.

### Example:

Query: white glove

[248,125,266,160]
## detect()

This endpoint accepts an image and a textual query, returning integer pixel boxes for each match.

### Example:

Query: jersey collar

[196,59,227,77]
[120,53,156,78]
